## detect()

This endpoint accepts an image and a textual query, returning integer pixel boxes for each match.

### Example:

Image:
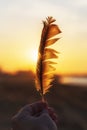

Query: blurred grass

[0,71,87,130]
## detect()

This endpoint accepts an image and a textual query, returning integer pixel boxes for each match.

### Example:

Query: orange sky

[0,0,87,75]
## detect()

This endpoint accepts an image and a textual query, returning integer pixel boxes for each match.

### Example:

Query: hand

[11,101,58,130]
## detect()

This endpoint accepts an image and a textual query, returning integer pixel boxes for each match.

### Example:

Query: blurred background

[0,0,87,130]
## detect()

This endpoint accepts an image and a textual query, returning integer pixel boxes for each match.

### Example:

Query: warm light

[25,48,38,63]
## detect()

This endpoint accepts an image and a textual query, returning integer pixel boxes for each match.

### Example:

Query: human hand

[11,101,58,130]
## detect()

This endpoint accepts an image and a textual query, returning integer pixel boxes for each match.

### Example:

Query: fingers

[47,107,58,124]
[30,101,47,116]
[25,101,58,124]
[11,102,58,130]
[12,101,58,124]
[37,112,58,130]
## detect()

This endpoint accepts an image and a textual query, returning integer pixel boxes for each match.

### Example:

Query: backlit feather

[36,16,61,101]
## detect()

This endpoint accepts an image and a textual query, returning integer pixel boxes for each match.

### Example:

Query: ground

[0,74,87,130]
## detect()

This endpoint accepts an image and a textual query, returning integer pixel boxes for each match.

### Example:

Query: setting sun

[25,48,38,63]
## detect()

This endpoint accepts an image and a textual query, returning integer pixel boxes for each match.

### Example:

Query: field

[0,71,87,130]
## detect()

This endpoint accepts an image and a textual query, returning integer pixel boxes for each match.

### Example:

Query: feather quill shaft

[36,16,61,101]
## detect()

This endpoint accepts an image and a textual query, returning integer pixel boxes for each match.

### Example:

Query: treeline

[0,69,61,101]
[0,71,35,87]
[0,69,60,89]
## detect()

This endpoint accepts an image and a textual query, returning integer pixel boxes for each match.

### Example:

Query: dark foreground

[0,74,87,130]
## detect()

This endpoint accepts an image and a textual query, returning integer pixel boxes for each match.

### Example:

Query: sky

[0,0,87,75]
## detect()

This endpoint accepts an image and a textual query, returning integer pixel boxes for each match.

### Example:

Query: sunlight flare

[25,48,38,63]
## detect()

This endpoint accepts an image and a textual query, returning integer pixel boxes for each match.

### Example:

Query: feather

[35,16,61,101]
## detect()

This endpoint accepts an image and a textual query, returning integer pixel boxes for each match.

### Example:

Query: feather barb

[35,16,61,101]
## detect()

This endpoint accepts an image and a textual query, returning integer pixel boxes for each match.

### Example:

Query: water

[60,76,87,87]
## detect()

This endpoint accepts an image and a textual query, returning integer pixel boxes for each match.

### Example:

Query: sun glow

[25,48,38,63]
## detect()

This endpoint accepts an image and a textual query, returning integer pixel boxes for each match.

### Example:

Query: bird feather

[35,16,61,101]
